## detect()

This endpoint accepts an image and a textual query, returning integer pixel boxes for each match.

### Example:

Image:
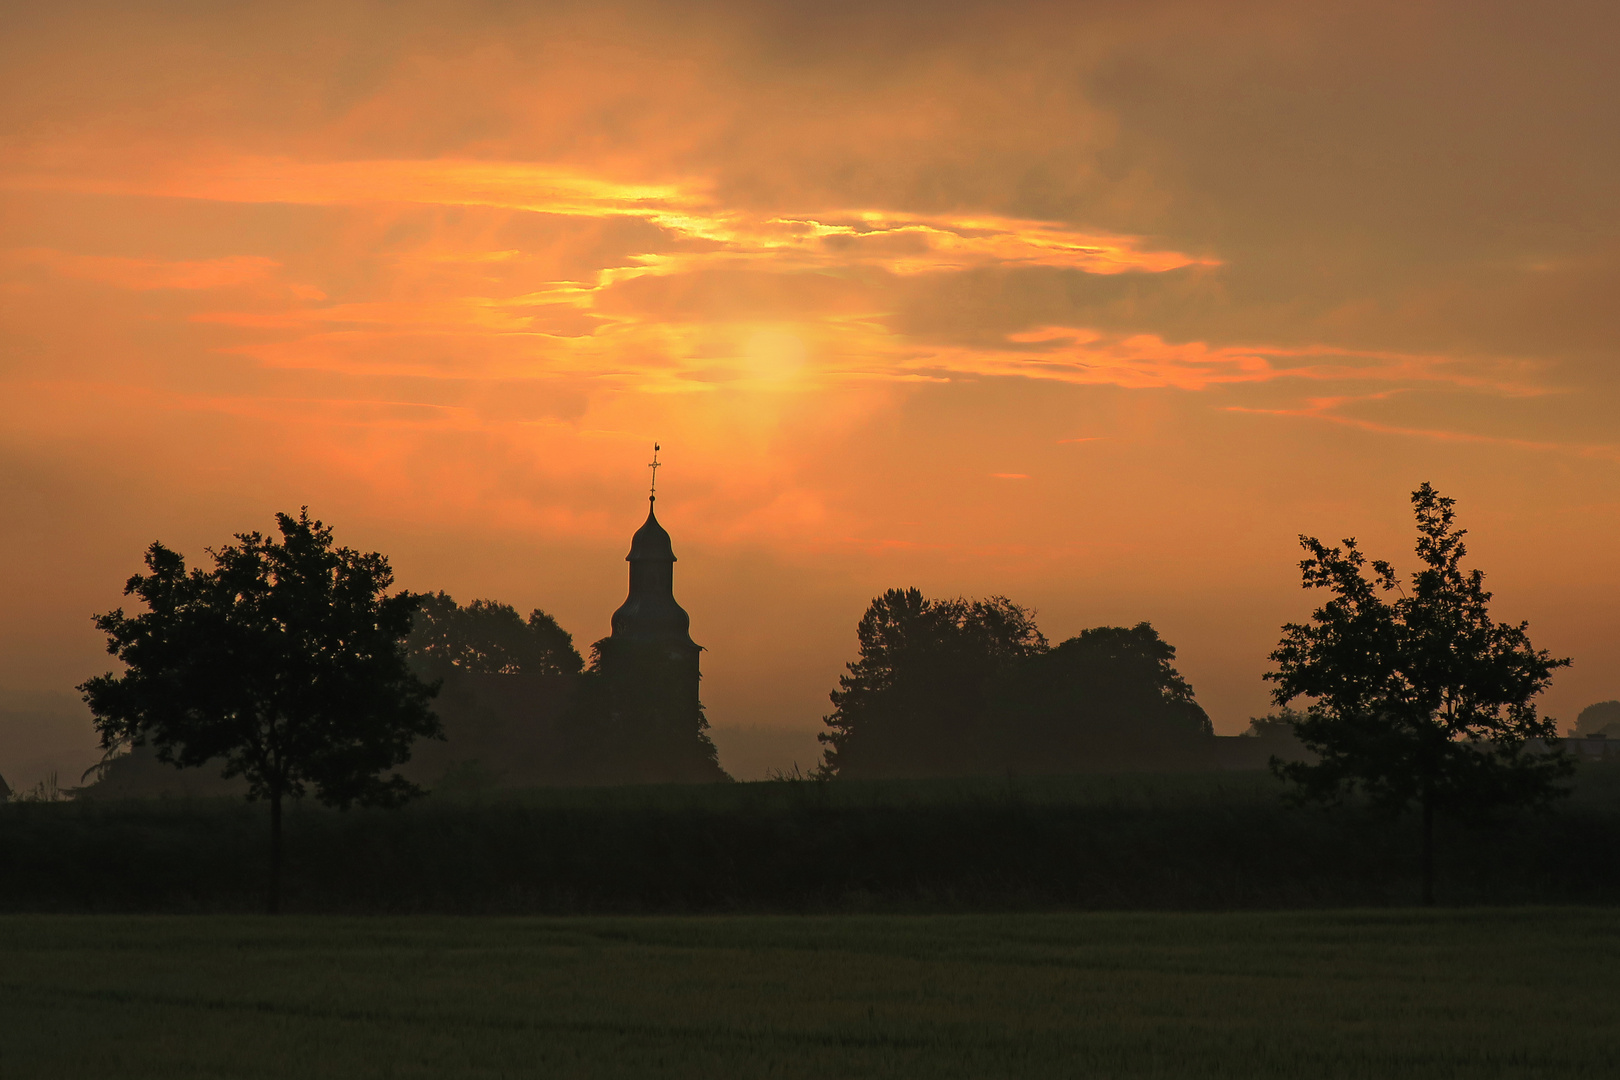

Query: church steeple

[588,445,723,783]
[610,448,695,646]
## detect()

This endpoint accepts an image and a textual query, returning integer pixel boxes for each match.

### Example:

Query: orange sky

[3,0,1618,784]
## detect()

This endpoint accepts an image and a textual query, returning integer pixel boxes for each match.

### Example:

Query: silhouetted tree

[989,622,1211,770]
[1266,483,1572,905]
[406,592,583,677]
[1575,701,1620,738]
[79,510,440,913]
[821,589,1046,777]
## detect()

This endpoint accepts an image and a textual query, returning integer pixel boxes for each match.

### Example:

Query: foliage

[1266,483,1572,901]
[406,591,583,677]
[820,588,1047,777]
[76,742,248,800]
[12,771,69,804]
[821,590,1215,777]
[78,510,441,910]
[1575,700,1620,738]
[990,623,1211,769]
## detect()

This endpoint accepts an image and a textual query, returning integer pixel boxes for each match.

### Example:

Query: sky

[2,0,1618,786]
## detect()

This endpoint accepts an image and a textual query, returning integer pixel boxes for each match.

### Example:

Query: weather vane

[648,442,661,500]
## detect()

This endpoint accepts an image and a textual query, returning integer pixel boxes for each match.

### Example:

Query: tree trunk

[1420,791,1435,907]
[268,790,282,915]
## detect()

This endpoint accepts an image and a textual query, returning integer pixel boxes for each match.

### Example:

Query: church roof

[627,499,676,562]
[611,496,695,646]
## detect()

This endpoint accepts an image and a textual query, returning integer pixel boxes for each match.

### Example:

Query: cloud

[4,249,281,291]
[912,327,1557,395]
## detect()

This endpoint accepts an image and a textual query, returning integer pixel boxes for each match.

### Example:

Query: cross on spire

[648,443,661,500]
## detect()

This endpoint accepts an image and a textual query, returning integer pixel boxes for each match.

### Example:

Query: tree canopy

[406,592,583,677]
[1265,483,1571,903]
[79,510,440,911]
[820,589,1046,778]
[1575,701,1620,738]
[990,623,1212,769]
[821,589,1210,778]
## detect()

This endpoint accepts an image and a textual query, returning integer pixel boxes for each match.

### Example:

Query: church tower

[583,446,724,782]
[609,494,698,656]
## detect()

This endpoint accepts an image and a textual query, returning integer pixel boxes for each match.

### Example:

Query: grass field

[1,909,1615,1078]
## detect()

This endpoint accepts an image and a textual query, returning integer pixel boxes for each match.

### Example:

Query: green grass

[1,909,1615,1078]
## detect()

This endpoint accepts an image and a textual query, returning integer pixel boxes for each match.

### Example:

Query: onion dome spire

[610,444,694,645]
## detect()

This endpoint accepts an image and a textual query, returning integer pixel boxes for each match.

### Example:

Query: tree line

[819,591,1211,778]
[72,484,1583,909]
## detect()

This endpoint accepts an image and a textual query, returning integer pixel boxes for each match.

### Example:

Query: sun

[741,329,810,383]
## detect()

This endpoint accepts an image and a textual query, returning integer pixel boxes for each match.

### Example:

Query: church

[399,448,728,788]
[568,452,727,783]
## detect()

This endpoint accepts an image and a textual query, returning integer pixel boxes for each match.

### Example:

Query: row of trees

[405,592,582,678]
[74,484,1580,910]
[821,592,1210,778]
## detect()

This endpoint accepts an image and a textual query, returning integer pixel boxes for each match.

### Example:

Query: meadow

[1,908,1615,1078]
[6,768,1620,913]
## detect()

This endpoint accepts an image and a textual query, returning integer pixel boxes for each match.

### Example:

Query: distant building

[609,494,702,697]
[1563,734,1620,761]
[582,485,726,782]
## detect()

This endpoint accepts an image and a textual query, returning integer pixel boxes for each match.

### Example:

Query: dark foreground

[1,909,1615,1078]
[6,769,1620,912]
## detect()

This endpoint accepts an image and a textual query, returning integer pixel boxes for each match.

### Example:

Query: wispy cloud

[1225,394,1618,460]
[4,249,283,291]
[901,329,1552,397]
